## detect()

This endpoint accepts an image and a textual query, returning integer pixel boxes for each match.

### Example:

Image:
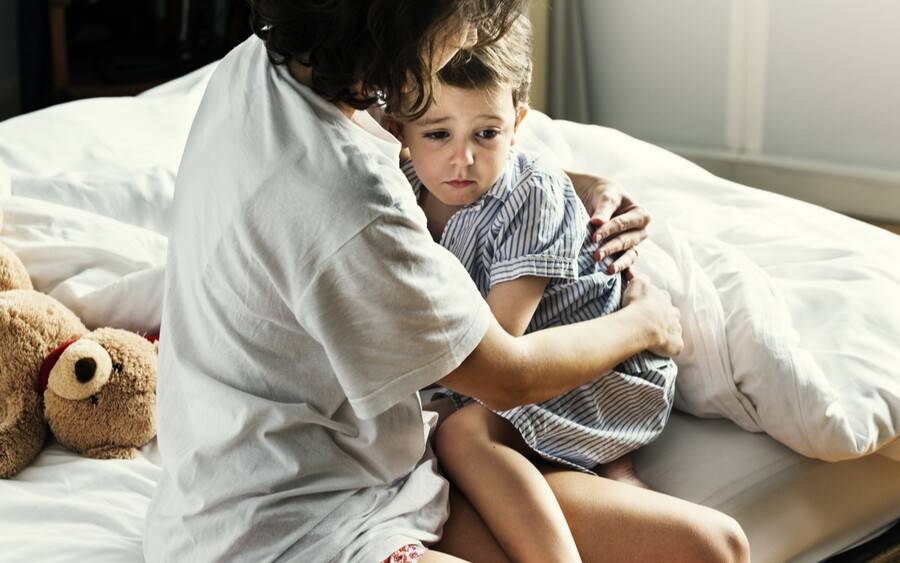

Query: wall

[556,0,900,222]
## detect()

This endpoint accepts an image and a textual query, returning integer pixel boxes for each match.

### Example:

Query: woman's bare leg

[539,464,751,563]
[419,554,466,563]
[434,404,582,563]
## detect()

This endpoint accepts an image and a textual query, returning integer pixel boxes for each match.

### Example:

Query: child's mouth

[446,180,475,189]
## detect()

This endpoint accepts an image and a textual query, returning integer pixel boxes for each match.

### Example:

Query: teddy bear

[0,237,158,479]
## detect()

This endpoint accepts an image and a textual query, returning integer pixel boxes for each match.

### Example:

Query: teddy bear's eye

[112,362,124,373]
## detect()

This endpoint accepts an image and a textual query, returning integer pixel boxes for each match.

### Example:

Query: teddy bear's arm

[83,444,139,460]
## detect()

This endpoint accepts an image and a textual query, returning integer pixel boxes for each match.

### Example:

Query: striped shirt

[403,151,676,472]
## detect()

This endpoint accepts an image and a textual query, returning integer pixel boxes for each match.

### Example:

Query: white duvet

[516,117,900,462]
[1,63,898,468]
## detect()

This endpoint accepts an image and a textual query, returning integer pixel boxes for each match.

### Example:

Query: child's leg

[434,404,582,563]
[596,453,649,489]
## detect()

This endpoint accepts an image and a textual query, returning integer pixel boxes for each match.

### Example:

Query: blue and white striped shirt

[404,150,676,472]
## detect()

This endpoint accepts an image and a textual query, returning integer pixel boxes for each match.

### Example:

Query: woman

[144,2,749,562]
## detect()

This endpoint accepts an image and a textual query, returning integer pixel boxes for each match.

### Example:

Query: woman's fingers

[566,173,653,273]
[593,231,647,262]
[620,274,650,307]
[588,188,622,226]
[608,248,640,275]
[565,171,620,221]
[592,205,651,243]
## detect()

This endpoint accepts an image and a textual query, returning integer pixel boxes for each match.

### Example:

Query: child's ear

[384,117,405,144]
[511,106,529,145]
[514,106,529,131]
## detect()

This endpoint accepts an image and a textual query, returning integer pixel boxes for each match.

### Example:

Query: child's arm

[484,276,549,337]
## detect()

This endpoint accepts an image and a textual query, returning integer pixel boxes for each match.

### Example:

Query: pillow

[0,195,166,333]
[0,65,209,234]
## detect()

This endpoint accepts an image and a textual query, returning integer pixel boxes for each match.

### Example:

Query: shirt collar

[471,151,518,207]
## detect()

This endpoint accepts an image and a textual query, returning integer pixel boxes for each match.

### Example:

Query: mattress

[636,412,900,562]
[2,413,897,562]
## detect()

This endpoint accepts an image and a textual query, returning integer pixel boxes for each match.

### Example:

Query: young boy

[393,17,677,563]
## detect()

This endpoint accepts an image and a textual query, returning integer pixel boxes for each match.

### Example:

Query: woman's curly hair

[248,0,526,119]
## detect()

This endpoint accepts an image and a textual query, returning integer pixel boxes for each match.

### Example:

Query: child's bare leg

[434,403,582,563]
[596,453,649,489]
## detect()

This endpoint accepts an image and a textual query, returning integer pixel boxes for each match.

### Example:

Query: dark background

[2,0,253,120]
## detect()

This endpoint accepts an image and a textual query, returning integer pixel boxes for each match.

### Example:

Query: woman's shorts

[382,543,426,563]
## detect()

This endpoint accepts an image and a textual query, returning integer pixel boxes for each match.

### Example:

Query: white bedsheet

[1,63,899,562]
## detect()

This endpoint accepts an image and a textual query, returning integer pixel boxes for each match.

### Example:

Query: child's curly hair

[438,14,533,110]
[248,0,526,120]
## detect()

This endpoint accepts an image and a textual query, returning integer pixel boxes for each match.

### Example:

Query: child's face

[403,84,527,208]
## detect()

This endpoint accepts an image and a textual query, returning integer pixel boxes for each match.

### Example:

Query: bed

[1,63,899,562]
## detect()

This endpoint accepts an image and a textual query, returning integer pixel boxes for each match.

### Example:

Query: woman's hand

[622,275,683,357]
[566,171,651,279]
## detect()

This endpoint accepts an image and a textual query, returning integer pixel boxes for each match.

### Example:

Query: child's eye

[476,129,500,140]
[424,131,449,141]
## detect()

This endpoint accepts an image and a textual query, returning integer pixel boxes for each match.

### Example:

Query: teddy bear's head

[40,328,158,460]
[0,233,158,477]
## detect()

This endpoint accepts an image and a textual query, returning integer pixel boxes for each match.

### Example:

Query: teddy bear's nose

[75,357,97,383]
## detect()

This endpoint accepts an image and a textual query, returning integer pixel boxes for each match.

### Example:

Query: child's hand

[566,172,650,278]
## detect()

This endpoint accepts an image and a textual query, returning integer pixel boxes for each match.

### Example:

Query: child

[394,16,678,563]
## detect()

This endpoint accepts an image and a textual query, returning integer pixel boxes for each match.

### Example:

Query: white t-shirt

[143,37,491,563]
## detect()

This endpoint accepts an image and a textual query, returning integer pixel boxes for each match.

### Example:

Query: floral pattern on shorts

[382,543,426,563]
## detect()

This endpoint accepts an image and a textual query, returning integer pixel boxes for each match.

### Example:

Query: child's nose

[449,140,474,167]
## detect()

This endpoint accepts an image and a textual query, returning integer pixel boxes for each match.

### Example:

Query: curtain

[547,0,593,123]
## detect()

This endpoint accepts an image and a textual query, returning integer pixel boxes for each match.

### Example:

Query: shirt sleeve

[490,170,588,287]
[400,159,422,200]
[292,204,492,420]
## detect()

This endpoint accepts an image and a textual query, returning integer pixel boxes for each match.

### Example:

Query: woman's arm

[566,171,650,276]
[439,275,681,411]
